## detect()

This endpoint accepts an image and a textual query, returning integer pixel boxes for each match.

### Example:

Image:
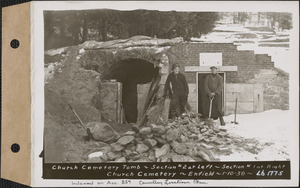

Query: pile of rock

[87,116,233,163]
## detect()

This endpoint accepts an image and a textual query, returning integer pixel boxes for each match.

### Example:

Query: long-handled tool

[162,97,171,124]
[231,98,239,124]
[208,97,214,119]
[204,96,215,127]
[68,104,93,138]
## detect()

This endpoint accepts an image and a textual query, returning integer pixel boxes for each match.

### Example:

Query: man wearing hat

[204,66,225,125]
[164,63,189,118]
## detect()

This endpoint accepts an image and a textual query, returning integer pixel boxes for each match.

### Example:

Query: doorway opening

[105,58,159,123]
[197,72,225,118]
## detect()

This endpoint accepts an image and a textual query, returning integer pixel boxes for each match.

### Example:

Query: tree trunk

[73,14,80,45]
[82,15,88,42]
[102,17,107,41]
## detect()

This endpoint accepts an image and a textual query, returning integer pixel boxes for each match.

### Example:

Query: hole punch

[10,39,20,49]
[11,143,20,153]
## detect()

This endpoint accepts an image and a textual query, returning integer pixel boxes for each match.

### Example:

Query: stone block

[226,101,254,114]
[225,92,254,102]
[226,84,253,93]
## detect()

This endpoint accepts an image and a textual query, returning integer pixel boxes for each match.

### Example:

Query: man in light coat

[204,66,225,125]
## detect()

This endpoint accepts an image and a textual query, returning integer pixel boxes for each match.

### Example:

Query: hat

[210,66,218,70]
[172,63,180,70]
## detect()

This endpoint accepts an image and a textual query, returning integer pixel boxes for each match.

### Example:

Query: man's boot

[220,116,225,126]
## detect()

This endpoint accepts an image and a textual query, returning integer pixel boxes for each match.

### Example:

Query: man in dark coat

[164,63,189,118]
[204,66,225,125]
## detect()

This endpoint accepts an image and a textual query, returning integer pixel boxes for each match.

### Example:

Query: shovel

[231,98,239,124]
[205,97,215,127]
[208,97,214,119]
[68,104,93,138]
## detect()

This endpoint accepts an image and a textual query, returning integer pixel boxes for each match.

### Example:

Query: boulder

[124,131,136,135]
[218,147,230,152]
[110,142,125,152]
[122,151,130,159]
[115,157,126,162]
[87,157,103,163]
[136,143,149,154]
[213,128,220,133]
[125,143,136,151]
[165,129,178,142]
[144,134,154,139]
[86,122,119,142]
[148,150,156,162]
[155,144,170,158]
[154,136,167,144]
[200,128,207,133]
[132,153,149,161]
[124,149,133,156]
[139,127,152,135]
[214,140,223,145]
[117,135,135,145]
[107,151,122,161]
[143,138,157,148]
[150,124,166,135]
[135,137,143,142]
[88,151,103,159]
[187,148,199,158]
[190,133,198,139]
[101,153,109,162]
[171,141,188,155]
[197,147,214,161]
[180,135,188,142]
[181,118,190,125]
[160,152,172,162]
[200,143,214,150]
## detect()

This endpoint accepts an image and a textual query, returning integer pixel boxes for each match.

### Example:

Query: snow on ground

[216,109,292,161]
[45,46,68,56]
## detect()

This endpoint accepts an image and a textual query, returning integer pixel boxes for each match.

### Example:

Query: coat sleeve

[183,74,189,96]
[164,74,172,96]
[204,75,211,94]
[214,76,223,95]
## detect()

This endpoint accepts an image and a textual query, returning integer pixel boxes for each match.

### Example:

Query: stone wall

[167,43,288,111]
[99,82,123,123]
[248,68,289,110]
[168,43,275,84]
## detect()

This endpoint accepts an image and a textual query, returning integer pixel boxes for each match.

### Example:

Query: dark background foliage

[44,9,219,50]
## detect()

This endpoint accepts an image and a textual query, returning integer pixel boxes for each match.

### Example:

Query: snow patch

[45,47,68,56]
[217,109,292,161]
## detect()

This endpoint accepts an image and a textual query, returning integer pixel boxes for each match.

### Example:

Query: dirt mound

[44,46,106,162]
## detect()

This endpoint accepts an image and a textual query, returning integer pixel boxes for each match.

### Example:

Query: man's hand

[208,92,215,99]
